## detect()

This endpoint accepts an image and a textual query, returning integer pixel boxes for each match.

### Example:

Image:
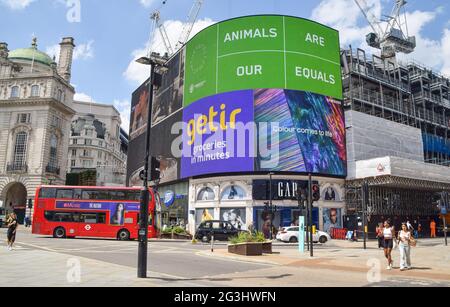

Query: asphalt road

[3,228,274,284]
[2,228,448,287]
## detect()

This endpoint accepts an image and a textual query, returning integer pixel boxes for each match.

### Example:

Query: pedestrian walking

[417,224,423,238]
[397,223,414,271]
[382,220,395,270]
[376,223,383,249]
[430,219,437,238]
[6,213,18,251]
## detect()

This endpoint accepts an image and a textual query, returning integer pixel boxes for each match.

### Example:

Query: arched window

[221,185,246,201]
[197,187,215,201]
[31,85,40,97]
[10,86,19,98]
[49,134,58,167]
[13,132,28,168]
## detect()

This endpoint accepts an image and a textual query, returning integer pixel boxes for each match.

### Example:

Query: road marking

[16,241,59,253]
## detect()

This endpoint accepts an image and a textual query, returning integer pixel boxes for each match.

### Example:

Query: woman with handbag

[397,223,414,271]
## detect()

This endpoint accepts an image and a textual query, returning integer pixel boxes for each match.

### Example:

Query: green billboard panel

[184,26,217,105]
[184,15,342,106]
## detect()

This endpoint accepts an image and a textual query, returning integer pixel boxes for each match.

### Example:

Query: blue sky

[1,0,449,131]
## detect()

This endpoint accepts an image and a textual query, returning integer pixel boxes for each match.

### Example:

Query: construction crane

[354,0,416,60]
[150,0,204,57]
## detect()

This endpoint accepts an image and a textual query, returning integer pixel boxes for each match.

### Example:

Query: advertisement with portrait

[150,110,182,184]
[220,208,247,230]
[129,79,150,141]
[152,51,185,126]
[255,209,281,239]
[323,207,343,234]
[221,185,247,201]
[321,183,343,202]
[197,187,216,201]
[195,208,215,228]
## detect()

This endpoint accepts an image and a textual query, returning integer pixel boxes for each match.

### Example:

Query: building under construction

[341,47,450,232]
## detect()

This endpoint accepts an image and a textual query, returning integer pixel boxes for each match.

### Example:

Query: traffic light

[150,157,161,181]
[312,184,321,202]
[27,199,33,209]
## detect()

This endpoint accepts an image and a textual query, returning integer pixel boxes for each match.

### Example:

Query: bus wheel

[53,227,66,239]
[117,229,130,241]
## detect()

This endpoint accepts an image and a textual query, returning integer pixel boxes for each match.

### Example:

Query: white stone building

[0,37,76,222]
[68,100,128,186]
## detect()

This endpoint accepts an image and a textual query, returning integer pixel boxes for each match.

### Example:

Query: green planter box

[228,243,263,256]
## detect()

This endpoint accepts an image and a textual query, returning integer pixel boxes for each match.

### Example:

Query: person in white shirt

[381,220,395,270]
[397,223,413,271]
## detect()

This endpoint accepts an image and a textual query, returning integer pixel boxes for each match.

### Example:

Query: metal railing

[45,165,60,175]
[7,163,28,173]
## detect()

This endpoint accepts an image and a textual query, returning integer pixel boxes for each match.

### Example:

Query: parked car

[276,226,331,244]
[195,220,241,243]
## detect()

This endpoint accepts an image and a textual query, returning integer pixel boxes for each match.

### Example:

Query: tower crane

[354,0,416,60]
[149,0,204,58]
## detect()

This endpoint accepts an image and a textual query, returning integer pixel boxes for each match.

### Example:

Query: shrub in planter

[228,231,270,256]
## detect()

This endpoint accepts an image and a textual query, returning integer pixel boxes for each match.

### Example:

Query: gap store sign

[180,15,346,178]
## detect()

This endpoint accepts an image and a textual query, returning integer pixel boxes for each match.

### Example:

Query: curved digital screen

[180,15,346,178]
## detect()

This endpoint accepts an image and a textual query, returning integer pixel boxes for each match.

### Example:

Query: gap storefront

[188,175,345,237]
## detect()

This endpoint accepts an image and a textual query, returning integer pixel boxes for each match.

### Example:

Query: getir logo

[186,103,242,146]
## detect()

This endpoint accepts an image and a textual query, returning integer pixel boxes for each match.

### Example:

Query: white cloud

[74,92,95,102]
[124,18,215,84]
[441,29,450,76]
[311,0,381,48]
[0,0,35,10]
[46,40,94,62]
[113,99,131,133]
[139,0,155,8]
[312,0,449,75]
[73,40,95,60]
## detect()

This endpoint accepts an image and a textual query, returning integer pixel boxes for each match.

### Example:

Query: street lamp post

[135,53,167,279]
[308,173,313,257]
[269,172,274,241]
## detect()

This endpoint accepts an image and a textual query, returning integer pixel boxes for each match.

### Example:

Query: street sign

[441,207,448,215]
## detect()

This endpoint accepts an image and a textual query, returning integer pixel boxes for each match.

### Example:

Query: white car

[276,226,331,244]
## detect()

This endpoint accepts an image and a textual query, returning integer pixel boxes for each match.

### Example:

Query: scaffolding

[342,46,450,167]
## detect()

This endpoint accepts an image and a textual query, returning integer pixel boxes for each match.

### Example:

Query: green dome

[9,47,54,66]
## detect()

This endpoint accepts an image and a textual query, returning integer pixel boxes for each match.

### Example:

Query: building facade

[68,101,128,186]
[342,47,450,234]
[0,37,76,222]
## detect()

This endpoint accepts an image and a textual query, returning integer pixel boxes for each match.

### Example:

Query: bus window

[56,189,73,199]
[45,211,74,222]
[128,191,141,201]
[80,213,97,224]
[97,213,106,224]
[73,189,82,200]
[39,188,57,199]
[113,190,127,200]
[82,190,99,200]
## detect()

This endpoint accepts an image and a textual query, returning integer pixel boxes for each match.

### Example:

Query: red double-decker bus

[32,186,156,240]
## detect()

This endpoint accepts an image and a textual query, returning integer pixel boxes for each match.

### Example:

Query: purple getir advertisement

[181,90,255,178]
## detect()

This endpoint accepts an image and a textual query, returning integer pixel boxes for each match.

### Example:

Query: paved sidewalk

[0,242,205,287]
[198,239,450,282]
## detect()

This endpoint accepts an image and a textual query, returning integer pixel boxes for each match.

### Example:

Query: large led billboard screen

[181,15,345,178]
[127,15,346,184]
